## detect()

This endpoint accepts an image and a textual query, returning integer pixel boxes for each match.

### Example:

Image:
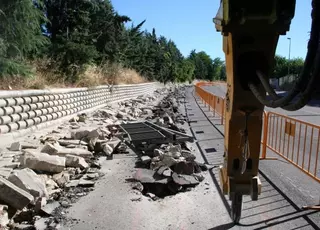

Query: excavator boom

[213,0,311,223]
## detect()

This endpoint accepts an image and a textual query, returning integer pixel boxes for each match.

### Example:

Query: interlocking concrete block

[31,96,38,103]
[10,114,21,122]
[12,105,23,114]
[3,107,14,115]
[8,123,19,131]
[0,99,6,107]
[19,113,29,120]
[17,121,27,129]
[0,125,10,134]
[5,98,16,106]
[23,97,32,104]
[25,119,35,127]
[0,116,11,125]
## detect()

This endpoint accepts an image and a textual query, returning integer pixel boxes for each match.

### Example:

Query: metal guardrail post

[261,111,268,159]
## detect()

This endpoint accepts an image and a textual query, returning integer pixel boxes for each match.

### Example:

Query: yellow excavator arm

[214,0,320,223]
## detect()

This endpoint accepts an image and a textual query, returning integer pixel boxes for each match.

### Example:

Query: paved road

[199,85,320,226]
[187,86,320,229]
[60,86,319,229]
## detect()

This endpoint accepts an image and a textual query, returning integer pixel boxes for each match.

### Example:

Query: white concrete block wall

[0,82,161,135]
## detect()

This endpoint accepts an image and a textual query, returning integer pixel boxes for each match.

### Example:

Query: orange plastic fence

[195,82,320,183]
[195,82,225,124]
[264,112,320,183]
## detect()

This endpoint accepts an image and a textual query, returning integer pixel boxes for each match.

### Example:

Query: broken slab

[102,143,113,156]
[172,173,199,186]
[58,139,88,146]
[20,150,65,173]
[8,168,48,201]
[41,201,60,216]
[140,156,151,164]
[0,168,13,179]
[0,177,33,210]
[133,168,170,184]
[65,155,89,169]
[10,142,38,151]
[52,172,70,187]
[0,205,9,227]
[41,143,92,158]
[65,180,79,188]
[79,179,95,187]
[174,162,194,175]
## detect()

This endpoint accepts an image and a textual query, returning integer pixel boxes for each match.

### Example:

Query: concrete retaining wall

[0,83,160,135]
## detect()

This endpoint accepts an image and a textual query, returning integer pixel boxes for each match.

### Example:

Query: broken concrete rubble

[65,155,89,169]
[52,172,70,187]
[20,150,65,173]
[0,177,33,210]
[41,143,93,158]
[8,168,48,201]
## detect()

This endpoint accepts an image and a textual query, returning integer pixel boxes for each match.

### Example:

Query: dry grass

[0,60,148,90]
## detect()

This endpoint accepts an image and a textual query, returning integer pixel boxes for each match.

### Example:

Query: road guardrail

[195,82,320,183]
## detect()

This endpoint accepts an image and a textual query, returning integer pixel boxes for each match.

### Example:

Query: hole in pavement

[195,131,204,134]
[189,120,198,123]
[189,114,194,116]
[205,148,217,153]
[187,109,193,110]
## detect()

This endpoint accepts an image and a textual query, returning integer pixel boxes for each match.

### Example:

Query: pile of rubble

[130,86,215,200]
[0,89,168,230]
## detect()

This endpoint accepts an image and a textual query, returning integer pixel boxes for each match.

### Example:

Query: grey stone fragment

[41,143,92,158]
[58,139,88,146]
[65,180,79,188]
[133,168,170,184]
[172,173,199,186]
[52,172,70,187]
[78,179,95,187]
[41,201,60,215]
[0,167,13,179]
[13,224,35,230]
[0,177,33,210]
[140,156,151,164]
[20,150,65,173]
[65,155,89,169]
[8,168,47,201]
[0,205,9,227]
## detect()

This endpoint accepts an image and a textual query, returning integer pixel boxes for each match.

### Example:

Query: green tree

[0,0,48,76]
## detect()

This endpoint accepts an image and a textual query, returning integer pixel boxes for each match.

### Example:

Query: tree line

[0,0,226,84]
[0,0,303,85]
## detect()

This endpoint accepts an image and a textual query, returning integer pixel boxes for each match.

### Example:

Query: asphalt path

[59,86,319,230]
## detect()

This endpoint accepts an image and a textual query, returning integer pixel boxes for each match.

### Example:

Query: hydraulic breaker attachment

[214,0,296,224]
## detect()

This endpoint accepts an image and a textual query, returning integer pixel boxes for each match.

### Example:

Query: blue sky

[111,0,311,60]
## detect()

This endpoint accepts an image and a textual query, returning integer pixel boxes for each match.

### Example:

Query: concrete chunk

[41,201,60,216]
[41,143,92,158]
[58,139,88,146]
[8,168,47,201]
[172,173,199,186]
[140,156,151,164]
[20,150,65,173]
[52,172,70,187]
[0,205,9,228]
[10,142,38,151]
[65,155,89,169]
[0,177,33,210]
[0,168,13,179]
[133,168,170,184]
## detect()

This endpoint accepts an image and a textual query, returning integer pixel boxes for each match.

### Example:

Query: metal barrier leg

[302,205,320,210]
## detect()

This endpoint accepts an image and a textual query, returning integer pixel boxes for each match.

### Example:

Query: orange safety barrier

[195,82,320,184]
[195,82,225,124]
[263,111,320,183]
